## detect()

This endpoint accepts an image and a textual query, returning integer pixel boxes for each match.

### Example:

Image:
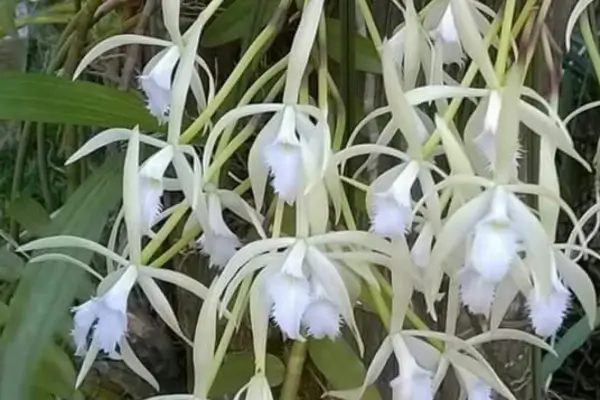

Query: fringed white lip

[527,279,570,337]
[72,265,138,358]
[469,187,519,283]
[139,46,181,123]
[370,161,420,237]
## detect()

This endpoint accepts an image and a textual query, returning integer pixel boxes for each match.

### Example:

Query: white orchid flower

[72,265,138,357]
[19,233,219,390]
[468,186,520,283]
[138,145,175,233]
[215,232,399,357]
[261,241,346,340]
[251,105,331,207]
[139,46,181,122]
[72,2,215,123]
[197,191,242,268]
[370,160,421,237]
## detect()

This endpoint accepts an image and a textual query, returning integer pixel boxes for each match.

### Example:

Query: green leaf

[33,344,77,399]
[326,18,381,75]
[538,305,600,387]
[202,0,280,47]
[308,338,382,399]
[0,248,24,282]
[209,352,285,397]
[0,72,160,130]
[0,301,8,325]
[0,154,124,400]
[7,195,51,237]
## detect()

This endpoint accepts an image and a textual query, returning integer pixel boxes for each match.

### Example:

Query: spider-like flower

[264,242,344,340]
[262,106,304,203]
[138,146,174,234]
[197,192,242,268]
[72,265,138,357]
[139,46,181,122]
[370,161,421,237]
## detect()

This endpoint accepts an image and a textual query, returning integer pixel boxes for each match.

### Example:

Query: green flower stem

[357,0,383,50]
[215,56,288,155]
[179,0,293,144]
[206,277,252,392]
[141,202,189,265]
[280,340,308,400]
[206,75,286,183]
[146,180,252,269]
[149,224,201,268]
[10,121,33,238]
[580,10,600,84]
[317,15,329,113]
[328,72,347,151]
[36,123,53,210]
[495,0,517,79]
[368,284,391,331]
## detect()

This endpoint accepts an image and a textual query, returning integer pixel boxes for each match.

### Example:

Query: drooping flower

[138,46,181,122]
[469,187,519,283]
[197,192,242,268]
[527,275,571,337]
[458,267,496,316]
[302,280,342,340]
[72,265,138,358]
[265,253,312,339]
[370,161,421,237]
[138,146,174,234]
[262,106,304,203]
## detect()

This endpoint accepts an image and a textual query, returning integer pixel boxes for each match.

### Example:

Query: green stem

[495,0,517,79]
[207,73,286,183]
[10,121,33,238]
[36,123,53,210]
[581,10,600,84]
[179,0,292,144]
[368,284,390,331]
[356,0,382,50]
[205,278,252,392]
[141,202,189,264]
[280,340,308,400]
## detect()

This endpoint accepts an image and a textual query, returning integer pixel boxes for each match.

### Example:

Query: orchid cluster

[18,0,600,399]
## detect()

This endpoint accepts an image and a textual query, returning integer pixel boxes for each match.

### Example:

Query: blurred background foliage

[1,0,600,399]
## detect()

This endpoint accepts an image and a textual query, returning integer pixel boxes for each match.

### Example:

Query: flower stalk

[280,340,308,400]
